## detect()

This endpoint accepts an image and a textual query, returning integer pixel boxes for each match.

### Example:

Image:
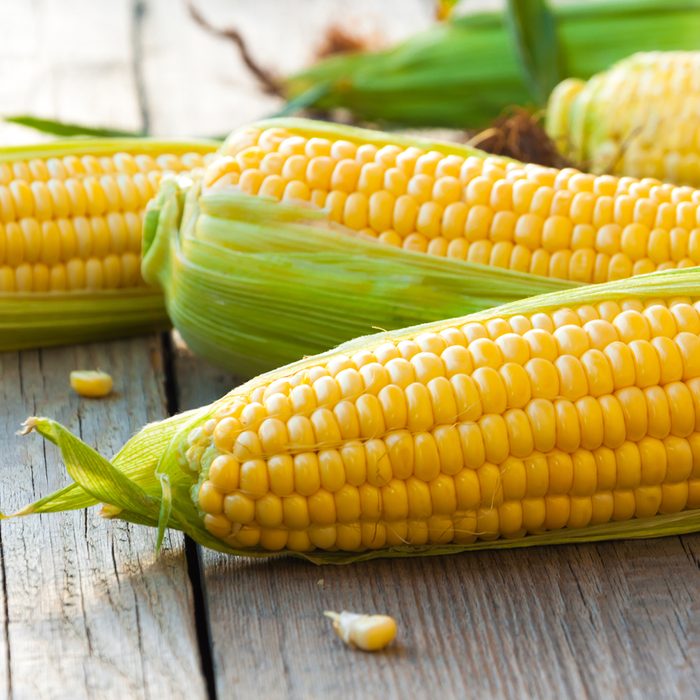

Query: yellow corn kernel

[213,119,700,285]
[547,53,700,188]
[69,370,113,398]
[325,611,397,652]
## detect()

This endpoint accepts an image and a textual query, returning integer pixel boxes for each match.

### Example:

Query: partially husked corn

[547,52,700,187]
[184,295,700,553]
[205,119,700,284]
[0,147,208,292]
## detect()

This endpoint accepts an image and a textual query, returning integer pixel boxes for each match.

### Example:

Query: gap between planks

[130,0,219,694]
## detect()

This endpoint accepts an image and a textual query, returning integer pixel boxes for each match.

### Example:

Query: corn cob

[0,140,213,292]
[281,0,700,128]
[547,52,700,187]
[209,119,700,284]
[0,138,218,349]
[10,267,700,562]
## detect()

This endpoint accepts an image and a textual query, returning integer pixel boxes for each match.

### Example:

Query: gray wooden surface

[1,1,699,699]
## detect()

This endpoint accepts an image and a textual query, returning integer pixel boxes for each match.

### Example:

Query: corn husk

[141,177,574,377]
[8,265,700,564]
[0,289,169,350]
[0,138,219,351]
[283,0,700,129]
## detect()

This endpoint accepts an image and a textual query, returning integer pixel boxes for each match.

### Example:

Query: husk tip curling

[17,417,39,436]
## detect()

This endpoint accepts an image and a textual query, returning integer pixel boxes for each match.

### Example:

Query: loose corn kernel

[69,370,113,398]
[324,611,397,652]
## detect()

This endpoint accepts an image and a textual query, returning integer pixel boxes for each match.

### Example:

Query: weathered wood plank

[202,541,700,700]
[173,356,700,699]
[0,1,206,697]
[0,0,142,143]
[0,341,206,699]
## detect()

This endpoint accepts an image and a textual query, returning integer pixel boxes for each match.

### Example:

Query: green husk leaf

[505,0,563,104]
[269,82,332,119]
[187,263,700,396]
[3,115,227,142]
[284,0,700,128]
[8,263,700,562]
[13,409,201,515]
[3,115,145,138]
[0,289,169,351]
[0,137,220,163]
[17,417,159,518]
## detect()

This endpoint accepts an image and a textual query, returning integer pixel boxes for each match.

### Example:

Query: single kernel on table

[70,370,114,398]
[324,611,397,652]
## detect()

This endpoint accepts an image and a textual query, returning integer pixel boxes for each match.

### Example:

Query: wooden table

[1,2,698,697]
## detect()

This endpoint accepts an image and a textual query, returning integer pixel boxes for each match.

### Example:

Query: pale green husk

[284,0,700,128]
[0,289,169,350]
[7,266,700,564]
[0,138,219,351]
[141,180,572,376]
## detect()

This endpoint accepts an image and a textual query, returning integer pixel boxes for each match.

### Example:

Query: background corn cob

[547,51,700,187]
[11,266,700,563]
[281,0,700,128]
[212,119,700,284]
[0,138,217,350]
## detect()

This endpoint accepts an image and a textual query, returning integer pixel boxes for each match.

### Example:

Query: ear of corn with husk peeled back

[0,138,218,350]
[9,266,700,563]
[142,118,700,374]
[547,51,700,187]
[282,0,700,129]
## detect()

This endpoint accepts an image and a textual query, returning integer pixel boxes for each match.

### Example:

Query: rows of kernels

[0,211,142,263]
[211,125,700,282]
[0,151,206,290]
[0,151,205,185]
[0,252,142,291]
[0,151,205,219]
[193,297,700,551]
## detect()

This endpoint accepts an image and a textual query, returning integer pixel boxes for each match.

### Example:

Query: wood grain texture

[0,1,206,697]
[0,342,206,699]
[199,538,700,700]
